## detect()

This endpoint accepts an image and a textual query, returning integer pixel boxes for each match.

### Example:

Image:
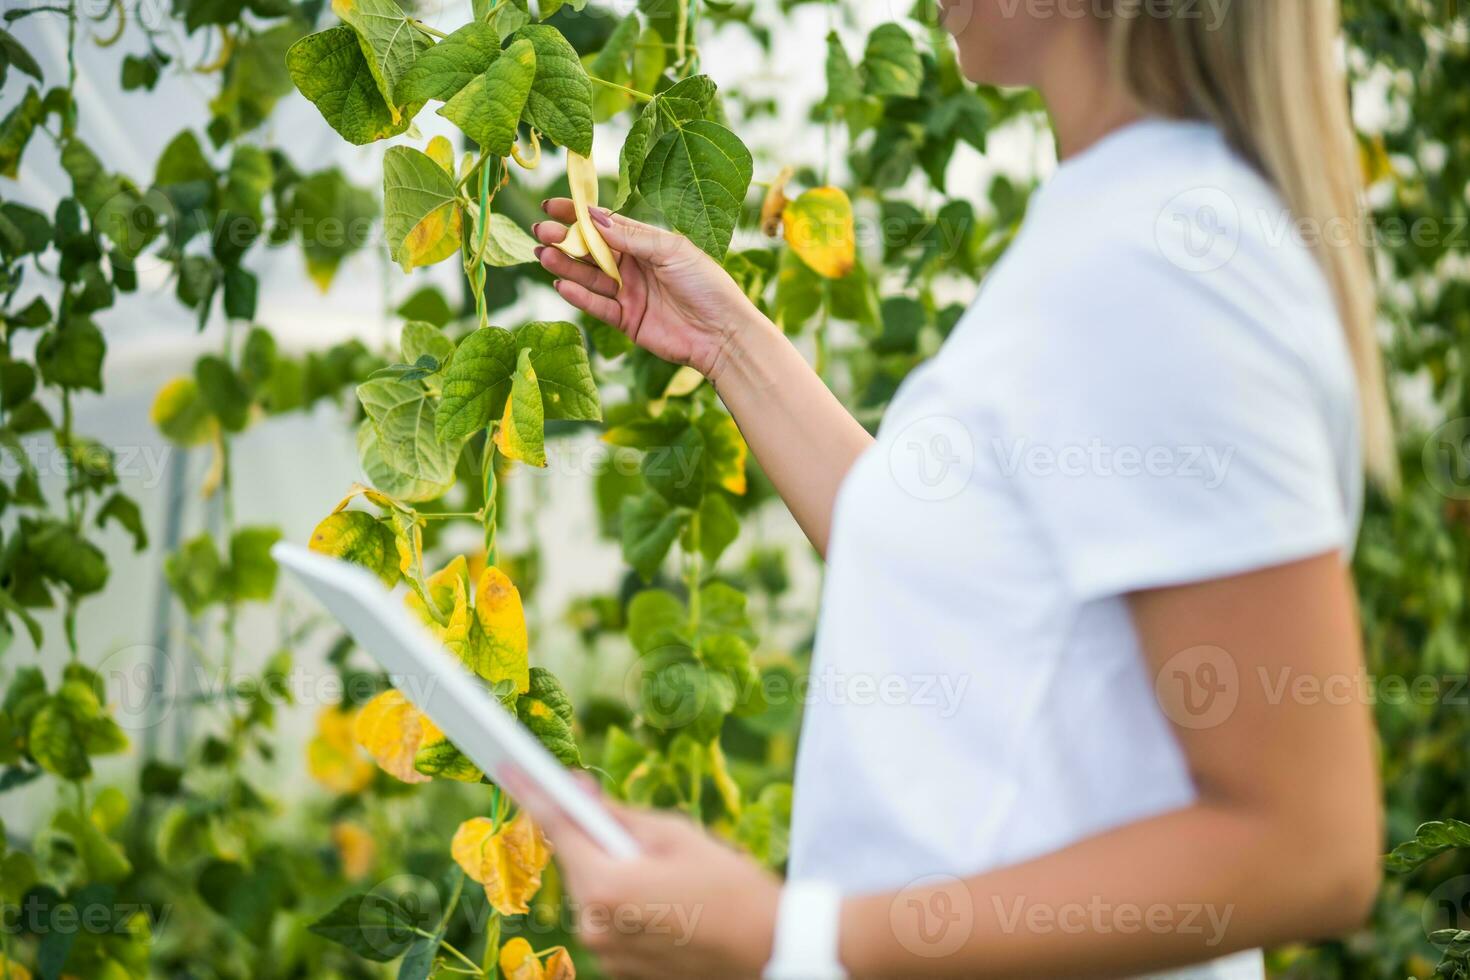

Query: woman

[520,0,1389,976]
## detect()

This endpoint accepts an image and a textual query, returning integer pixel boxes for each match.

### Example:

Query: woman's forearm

[708,308,872,557]
[839,799,1380,979]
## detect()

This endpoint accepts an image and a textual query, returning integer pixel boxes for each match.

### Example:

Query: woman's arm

[523,553,1382,979]
[838,552,1383,977]
[706,307,872,557]
[534,203,872,556]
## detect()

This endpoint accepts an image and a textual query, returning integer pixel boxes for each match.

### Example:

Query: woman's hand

[533,200,761,382]
[516,779,782,980]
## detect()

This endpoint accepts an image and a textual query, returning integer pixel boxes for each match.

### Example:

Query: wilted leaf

[352,689,431,784]
[451,811,551,915]
[382,146,462,271]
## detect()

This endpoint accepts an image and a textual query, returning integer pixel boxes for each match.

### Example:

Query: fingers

[595,212,685,265]
[540,197,578,223]
[532,220,568,246]
[553,279,623,327]
[537,244,620,298]
[609,803,702,852]
[539,198,684,265]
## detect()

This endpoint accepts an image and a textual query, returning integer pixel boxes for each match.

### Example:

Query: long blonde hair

[1105,0,1397,490]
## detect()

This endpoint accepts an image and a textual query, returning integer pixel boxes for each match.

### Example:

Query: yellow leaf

[499,937,545,980]
[760,165,794,237]
[406,557,474,662]
[0,955,33,980]
[426,135,455,173]
[150,377,219,448]
[331,483,396,514]
[543,947,575,980]
[331,820,377,879]
[783,186,856,279]
[305,253,339,293]
[402,203,464,271]
[352,690,431,784]
[1359,133,1393,186]
[699,412,748,496]
[413,715,484,782]
[451,812,552,916]
[474,567,530,692]
[307,706,375,794]
[310,511,401,587]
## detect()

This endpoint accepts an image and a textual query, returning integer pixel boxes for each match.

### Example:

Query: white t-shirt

[787,118,1363,980]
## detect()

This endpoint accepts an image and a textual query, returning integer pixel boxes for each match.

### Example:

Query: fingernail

[534,246,546,260]
[532,222,543,237]
[540,200,551,214]
[553,279,565,292]
[590,207,612,228]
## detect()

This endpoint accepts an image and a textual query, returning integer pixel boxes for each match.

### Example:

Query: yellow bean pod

[511,129,542,170]
[565,150,622,289]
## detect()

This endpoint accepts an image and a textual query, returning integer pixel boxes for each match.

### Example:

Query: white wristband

[762,880,848,980]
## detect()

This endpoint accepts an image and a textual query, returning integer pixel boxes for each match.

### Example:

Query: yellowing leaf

[0,955,33,980]
[697,411,748,495]
[407,556,474,663]
[494,348,548,468]
[403,201,464,271]
[783,187,856,279]
[413,715,484,782]
[331,820,377,879]
[307,706,375,794]
[499,938,543,980]
[497,938,575,980]
[352,690,431,784]
[452,812,551,915]
[309,510,401,587]
[425,135,455,173]
[151,377,218,447]
[473,566,530,692]
[331,482,396,514]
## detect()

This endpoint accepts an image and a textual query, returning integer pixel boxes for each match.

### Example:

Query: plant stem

[411,19,448,38]
[588,74,654,102]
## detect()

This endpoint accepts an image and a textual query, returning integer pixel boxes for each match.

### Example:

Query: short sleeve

[993,244,1354,602]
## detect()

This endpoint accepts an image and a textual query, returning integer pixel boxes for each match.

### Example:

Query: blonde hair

[1105,0,1398,490]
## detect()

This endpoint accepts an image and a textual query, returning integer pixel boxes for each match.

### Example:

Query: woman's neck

[1036,19,1143,161]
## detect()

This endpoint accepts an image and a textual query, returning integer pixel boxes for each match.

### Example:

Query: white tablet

[272,542,641,859]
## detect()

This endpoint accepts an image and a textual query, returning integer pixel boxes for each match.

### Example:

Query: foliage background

[0,0,1467,977]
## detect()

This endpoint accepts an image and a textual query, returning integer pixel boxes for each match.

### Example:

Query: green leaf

[197,857,295,945]
[0,29,42,83]
[494,348,547,467]
[95,492,148,552]
[398,21,500,103]
[195,354,251,432]
[382,145,462,273]
[435,326,518,442]
[514,320,601,421]
[29,696,91,779]
[359,378,462,485]
[689,492,738,565]
[825,31,862,108]
[53,809,131,884]
[517,667,579,765]
[621,492,687,582]
[1386,819,1470,874]
[287,26,419,145]
[29,521,109,595]
[438,37,536,157]
[396,286,454,326]
[290,168,379,288]
[358,419,453,503]
[229,526,282,601]
[481,212,540,267]
[511,24,594,157]
[400,320,454,368]
[637,119,752,259]
[588,12,642,122]
[166,534,226,615]
[643,423,704,508]
[627,587,688,655]
[307,892,420,962]
[36,316,106,391]
[310,509,401,587]
[862,23,922,99]
[617,74,717,207]
[331,0,431,120]
[0,86,45,180]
